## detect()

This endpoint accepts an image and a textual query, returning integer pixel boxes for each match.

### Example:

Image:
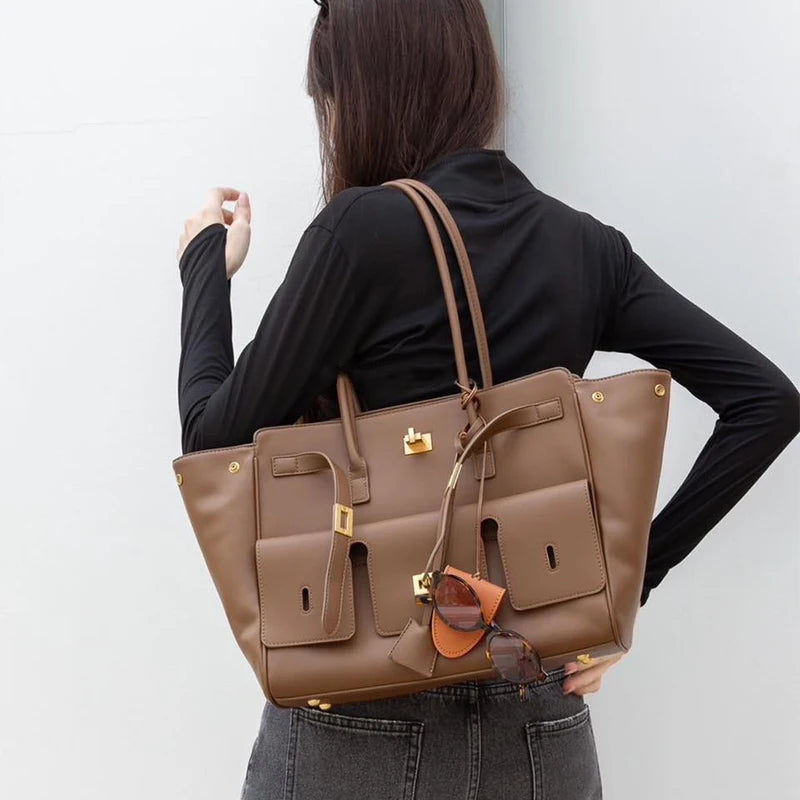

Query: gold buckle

[332,503,353,537]
[412,572,432,604]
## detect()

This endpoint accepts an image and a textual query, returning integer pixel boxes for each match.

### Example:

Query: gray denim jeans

[240,665,602,800]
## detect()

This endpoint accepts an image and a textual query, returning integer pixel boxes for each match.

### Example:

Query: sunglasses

[420,569,550,699]
[312,0,329,10]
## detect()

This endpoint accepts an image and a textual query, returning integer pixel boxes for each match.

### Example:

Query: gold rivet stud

[577,653,594,665]
[654,384,666,397]
[307,698,321,707]
[176,473,183,486]
[318,702,332,710]
[591,391,604,403]
[228,461,240,474]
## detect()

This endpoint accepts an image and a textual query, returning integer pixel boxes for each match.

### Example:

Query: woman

[175,1,799,798]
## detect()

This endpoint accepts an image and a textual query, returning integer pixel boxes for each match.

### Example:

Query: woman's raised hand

[177,187,252,279]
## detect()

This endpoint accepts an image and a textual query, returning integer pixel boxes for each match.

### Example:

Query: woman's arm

[597,227,800,606]
[177,220,380,455]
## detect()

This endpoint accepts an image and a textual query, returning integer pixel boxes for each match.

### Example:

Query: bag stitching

[256,544,355,647]
[494,480,606,610]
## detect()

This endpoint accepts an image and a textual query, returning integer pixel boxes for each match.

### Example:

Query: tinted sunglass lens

[488,632,544,683]
[433,574,482,631]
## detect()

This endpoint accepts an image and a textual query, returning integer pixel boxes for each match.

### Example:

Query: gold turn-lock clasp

[403,427,433,455]
[412,571,433,605]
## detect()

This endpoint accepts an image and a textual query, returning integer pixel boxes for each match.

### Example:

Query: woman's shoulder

[308,184,413,237]
[305,184,440,276]
[307,181,632,275]
[527,186,625,243]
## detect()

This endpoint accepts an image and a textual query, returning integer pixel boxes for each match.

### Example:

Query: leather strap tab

[457,397,563,454]
[272,451,353,635]
[386,617,439,676]
[272,453,330,476]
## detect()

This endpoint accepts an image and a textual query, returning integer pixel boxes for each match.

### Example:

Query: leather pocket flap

[255,531,355,647]
[491,478,606,611]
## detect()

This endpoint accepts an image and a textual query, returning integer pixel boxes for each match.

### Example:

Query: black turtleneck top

[177,147,799,606]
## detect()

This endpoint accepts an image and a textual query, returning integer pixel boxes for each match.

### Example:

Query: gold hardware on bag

[332,503,354,537]
[403,427,433,455]
[413,572,432,604]
[654,383,666,397]
[168,178,674,711]
[577,653,594,665]
[176,473,183,486]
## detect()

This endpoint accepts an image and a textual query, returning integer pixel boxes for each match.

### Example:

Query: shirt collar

[414,147,534,203]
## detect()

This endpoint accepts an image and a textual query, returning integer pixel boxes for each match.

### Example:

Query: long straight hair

[300,0,504,421]
[306,0,505,203]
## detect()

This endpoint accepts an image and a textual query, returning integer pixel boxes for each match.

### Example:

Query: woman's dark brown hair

[306,0,505,203]
[300,0,504,422]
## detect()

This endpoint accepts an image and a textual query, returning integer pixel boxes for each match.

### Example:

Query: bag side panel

[173,445,267,696]
[574,370,671,648]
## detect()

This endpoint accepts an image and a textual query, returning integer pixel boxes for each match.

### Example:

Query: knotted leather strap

[423,398,564,583]
[272,451,354,635]
[387,397,563,675]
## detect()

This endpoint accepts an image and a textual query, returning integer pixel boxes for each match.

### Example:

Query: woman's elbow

[769,376,800,445]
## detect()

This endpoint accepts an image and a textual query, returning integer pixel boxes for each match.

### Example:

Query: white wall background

[504,2,800,798]
[1,1,797,799]
[0,3,326,798]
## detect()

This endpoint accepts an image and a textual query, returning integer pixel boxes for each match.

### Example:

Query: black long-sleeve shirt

[177,147,800,606]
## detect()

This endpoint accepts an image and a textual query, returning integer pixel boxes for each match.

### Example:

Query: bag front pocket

[487,477,606,611]
[255,530,355,647]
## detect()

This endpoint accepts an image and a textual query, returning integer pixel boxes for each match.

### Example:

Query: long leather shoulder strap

[383,178,493,390]
[379,180,475,398]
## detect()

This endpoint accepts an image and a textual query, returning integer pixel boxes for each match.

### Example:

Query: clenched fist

[177,187,252,279]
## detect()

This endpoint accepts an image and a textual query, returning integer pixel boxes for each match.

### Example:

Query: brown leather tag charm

[387,616,439,676]
[432,565,506,658]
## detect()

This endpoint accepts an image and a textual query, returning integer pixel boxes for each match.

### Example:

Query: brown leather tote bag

[171,178,671,709]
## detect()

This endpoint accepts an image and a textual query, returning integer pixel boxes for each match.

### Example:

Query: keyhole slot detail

[545,543,559,570]
[301,586,311,613]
